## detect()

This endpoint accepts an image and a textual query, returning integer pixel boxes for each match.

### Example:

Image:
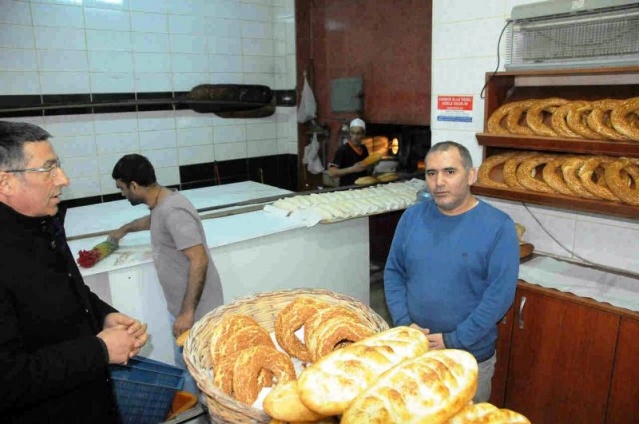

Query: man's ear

[468,167,478,185]
[0,173,12,195]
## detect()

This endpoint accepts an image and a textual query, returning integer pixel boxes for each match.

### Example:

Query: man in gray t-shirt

[107,154,224,395]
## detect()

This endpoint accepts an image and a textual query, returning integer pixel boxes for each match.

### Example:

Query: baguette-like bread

[376,172,399,183]
[175,329,190,347]
[297,326,429,416]
[448,402,531,423]
[361,153,383,167]
[354,176,378,186]
[340,349,478,424]
[263,380,328,422]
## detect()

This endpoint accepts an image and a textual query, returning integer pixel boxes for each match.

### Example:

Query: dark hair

[111,154,157,187]
[426,141,473,170]
[0,121,52,170]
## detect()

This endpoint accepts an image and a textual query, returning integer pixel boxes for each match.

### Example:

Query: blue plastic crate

[110,356,185,424]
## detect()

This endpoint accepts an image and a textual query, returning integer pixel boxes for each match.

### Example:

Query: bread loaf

[354,176,379,186]
[297,326,429,416]
[448,402,531,423]
[263,380,328,422]
[340,349,478,424]
[361,153,383,167]
[376,172,399,183]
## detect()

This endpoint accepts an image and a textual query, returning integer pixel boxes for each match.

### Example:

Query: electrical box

[330,77,362,112]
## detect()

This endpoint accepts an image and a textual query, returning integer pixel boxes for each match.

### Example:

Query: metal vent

[505,6,639,70]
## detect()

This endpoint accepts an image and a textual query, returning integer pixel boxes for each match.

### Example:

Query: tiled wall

[0,0,298,204]
[430,0,639,275]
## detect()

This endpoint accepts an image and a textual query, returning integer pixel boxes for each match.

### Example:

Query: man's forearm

[180,262,207,315]
[119,216,151,234]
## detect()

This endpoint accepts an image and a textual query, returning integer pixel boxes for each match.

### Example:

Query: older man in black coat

[0,121,148,423]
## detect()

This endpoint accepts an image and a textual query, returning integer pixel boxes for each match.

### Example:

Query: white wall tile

[175,110,214,128]
[130,0,167,13]
[243,38,273,56]
[134,73,172,91]
[142,147,178,167]
[203,1,241,19]
[90,72,135,92]
[434,0,505,24]
[168,14,205,34]
[84,8,131,31]
[209,72,243,84]
[31,3,85,28]
[95,132,139,154]
[37,50,87,72]
[247,138,277,157]
[52,135,97,158]
[241,21,273,39]
[132,32,170,52]
[154,165,180,186]
[138,111,176,131]
[214,124,246,143]
[242,73,274,87]
[0,1,32,25]
[170,34,207,53]
[89,51,134,72]
[0,24,35,49]
[172,72,208,91]
[573,221,639,274]
[204,17,242,37]
[0,49,37,71]
[34,27,85,50]
[93,112,139,134]
[277,138,296,155]
[63,176,102,199]
[433,18,507,60]
[83,0,130,11]
[63,156,99,178]
[242,56,274,74]
[246,122,276,140]
[131,12,168,33]
[40,71,90,93]
[134,52,171,73]
[208,36,242,55]
[44,115,95,137]
[209,54,242,72]
[177,126,213,146]
[241,3,272,22]
[178,144,214,165]
[166,0,206,15]
[87,29,132,51]
[139,129,177,150]
[99,172,120,194]
[214,141,246,161]
[171,53,209,73]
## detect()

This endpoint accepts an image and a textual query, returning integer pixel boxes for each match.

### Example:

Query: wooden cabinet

[473,66,639,220]
[606,317,639,423]
[488,305,514,408]
[504,284,620,424]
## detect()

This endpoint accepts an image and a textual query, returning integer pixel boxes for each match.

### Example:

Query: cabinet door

[505,287,619,424]
[606,317,639,423]
[489,305,514,408]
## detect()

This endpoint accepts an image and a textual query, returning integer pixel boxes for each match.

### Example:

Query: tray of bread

[267,179,425,224]
[477,150,639,207]
[182,288,531,423]
[486,97,639,142]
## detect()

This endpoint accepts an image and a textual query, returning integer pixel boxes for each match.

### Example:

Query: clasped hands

[98,312,149,365]
[409,323,446,350]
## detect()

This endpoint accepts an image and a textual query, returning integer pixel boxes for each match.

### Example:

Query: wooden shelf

[476,133,639,157]
[471,184,639,220]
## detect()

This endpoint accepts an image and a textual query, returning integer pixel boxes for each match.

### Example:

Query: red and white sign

[436,95,474,123]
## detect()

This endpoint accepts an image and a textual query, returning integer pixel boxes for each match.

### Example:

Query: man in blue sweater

[384,141,519,403]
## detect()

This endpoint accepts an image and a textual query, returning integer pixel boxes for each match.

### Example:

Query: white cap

[349,118,366,131]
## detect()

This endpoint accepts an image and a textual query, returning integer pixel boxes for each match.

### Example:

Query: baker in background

[327,118,370,186]
[0,121,147,423]
[384,141,519,403]
[107,154,224,396]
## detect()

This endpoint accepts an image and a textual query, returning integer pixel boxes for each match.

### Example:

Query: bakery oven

[361,123,431,174]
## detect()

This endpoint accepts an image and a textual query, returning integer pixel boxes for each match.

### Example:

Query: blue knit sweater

[384,198,519,362]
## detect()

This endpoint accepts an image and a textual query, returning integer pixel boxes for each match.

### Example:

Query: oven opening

[361,123,431,174]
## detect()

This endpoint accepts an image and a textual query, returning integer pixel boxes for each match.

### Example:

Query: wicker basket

[183,288,390,424]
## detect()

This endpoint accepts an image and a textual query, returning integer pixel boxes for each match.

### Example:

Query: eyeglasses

[4,159,62,177]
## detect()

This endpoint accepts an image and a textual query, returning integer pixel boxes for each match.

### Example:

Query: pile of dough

[486,97,639,141]
[270,180,423,221]
[448,402,531,423]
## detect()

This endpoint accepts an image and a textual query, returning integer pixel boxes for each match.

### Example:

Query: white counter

[65,182,371,365]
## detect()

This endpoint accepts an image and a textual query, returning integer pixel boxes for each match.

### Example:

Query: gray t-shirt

[150,190,224,321]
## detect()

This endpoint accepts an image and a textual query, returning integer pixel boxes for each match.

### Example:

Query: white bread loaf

[448,402,531,424]
[297,326,429,416]
[340,349,478,424]
[262,380,328,423]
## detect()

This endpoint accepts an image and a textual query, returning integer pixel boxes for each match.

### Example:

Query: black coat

[0,202,121,423]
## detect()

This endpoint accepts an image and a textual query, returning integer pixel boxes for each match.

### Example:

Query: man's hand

[97,327,138,364]
[173,311,195,339]
[106,228,126,245]
[104,313,148,357]
[409,322,431,336]
[427,333,446,350]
